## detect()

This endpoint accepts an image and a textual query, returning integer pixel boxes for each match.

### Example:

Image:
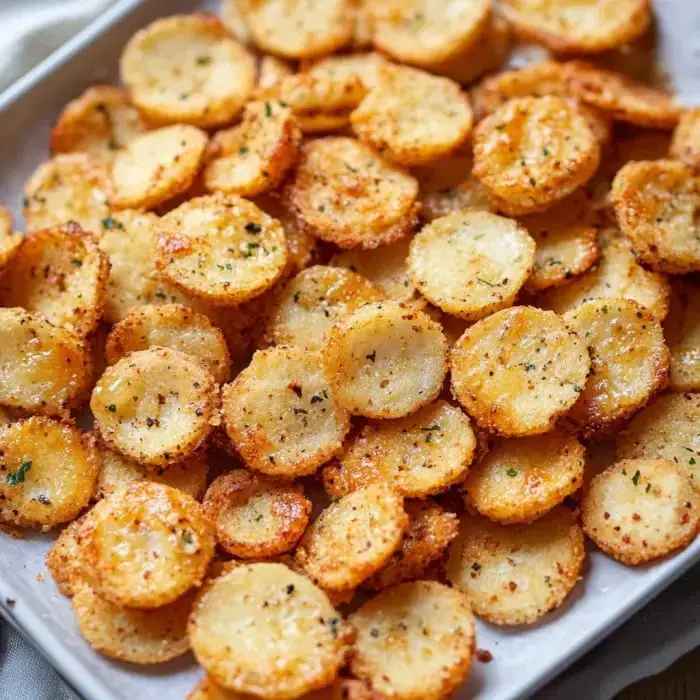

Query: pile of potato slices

[0,0,698,697]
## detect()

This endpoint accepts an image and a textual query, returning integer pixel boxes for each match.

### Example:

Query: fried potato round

[324,301,447,419]
[305,51,389,91]
[0,308,92,415]
[464,432,585,524]
[537,227,670,321]
[409,210,535,320]
[564,299,668,435]
[350,65,473,166]
[79,481,215,608]
[323,400,476,498]
[72,583,194,664]
[156,194,287,305]
[23,153,112,233]
[50,85,149,163]
[287,137,419,249]
[611,160,700,274]
[188,677,363,700]
[664,280,700,391]
[473,96,600,215]
[91,347,218,467]
[189,562,353,698]
[0,226,108,337]
[204,100,301,196]
[105,304,231,383]
[671,108,700,170]
[350,580,475,700]
[370,0,491,66]
[258,56,294,90]
[46,514,88,596]
[0,417,99,529]
[222,345,350,477]
[295,484,408,590]
[451,306,591,436]
[203,469,311,558]
[582,458,699,565]
[266,265,384,350]
[120,14,255,128]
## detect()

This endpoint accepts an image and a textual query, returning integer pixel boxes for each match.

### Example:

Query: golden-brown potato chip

[582,458,699,565]
[120,14,255,128]
[451,306,591,436]
[258,55,294,90]
[664,279,700,391]
[670,107,700,169]
[305,51,389,91]
[188,677,367,700]
[349,580,475,700]
[46,514,88,596]
[324,301,447,419]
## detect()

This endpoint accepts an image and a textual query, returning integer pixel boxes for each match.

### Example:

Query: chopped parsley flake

[6,460,31,486]
[506,468,518,477]
[632,469,641,486]
[107,404,117,412]
[265,102,272,117]
[196,55,212,65]
[101,216,123,231]
[244,222,262,234]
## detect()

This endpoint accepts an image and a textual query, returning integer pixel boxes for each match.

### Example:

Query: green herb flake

[6,460,31,486]
[196,55,212,66]
[71,259,83,267]
[646,483,651,493]
[471,562,481,572]
[265,102,272,117]
[101,216,123,231]
[366,351,376,362]
[239,145,249,155]
[107,404,117,413]
[690,457,697,465]
[523,362,536,372]
[255,514,264,522]
[244,222,262,234]
[631,469,641,486]
[506,468,518,477]
[154,290,168,300]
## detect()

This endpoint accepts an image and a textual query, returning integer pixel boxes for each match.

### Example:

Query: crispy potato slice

[72,583,194,664]
[112,125,208,210]
[451,306,591,436]
[464,432,585,524]
[671,108,700,169]
[203,469,311,558]
[79,481,215,608]
[46,514,88,596]
[473,96,600,215]
[50,85,149,163]
[323,400,476,498]
[564,299,668,435]
[305,52,389,91]
[222,345,350,477]
[156,194,287,305]
[0,308,92,415]
[582,458,699,565]
[220,0,252,44]
[0,417,99,529]
[287,137,419,249]
[189,562,353,698]
[188,677,368,700]
[120,14,255,128]
[350,581,475,700]
[409,210,535,320]
[351,65,473,166]
[258,55,294,90]
[611,160,700,274]
[537,228,670,321]
[266,265,384,350]
[295,484,407,590]
[23,153,112,233]
[664,280,700,391]
[204,101,301,196]
[324,301,447,419]
[91,347,218,467]
[0,226,108,337]
[105,304,231,383]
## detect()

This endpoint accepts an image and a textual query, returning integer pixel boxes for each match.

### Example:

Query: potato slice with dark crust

[671,108,700,170]
[451,306,590,437]
[349,581,475,700]
[203,469,311,558]
[447,508,585,625]
[46,513,89,596]
[664,280,700,391]
[582,458,699,565]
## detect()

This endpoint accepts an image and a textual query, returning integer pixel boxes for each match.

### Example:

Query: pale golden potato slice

[409,209,535,320]
[0,308,92,415]
[120,14,255,128]
[305,51,389,91]
[203,469,311,558]
[220,0,252,44]
[451,306,591,436]
[286,137,419,249]
[582,458,699,565]
[323,400,476,498]
[46,514,88,596]
[156,193,287,305]
[188,677,368,700]
[50,85,149,163]
[0,206,22,275]
[91,347,218,467]
[665,280,700,391]
[295,484,407,591]
[23,153,112,233]
[189,562,353,698]
[0,417,99,529]
[473,96,600,215]
[0,226,108,337]
[671,108,700,169]
[266,265,384,350]
[258,55,294,90]
[222,345,350,477]
[350,65,473,166]
[79,481,215,608]
[112,124,208,210]
[464,432,585,524]
[564,299,668,435]
[350,581,475,700]
[611,160,700,274]
[324,301,447,419]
